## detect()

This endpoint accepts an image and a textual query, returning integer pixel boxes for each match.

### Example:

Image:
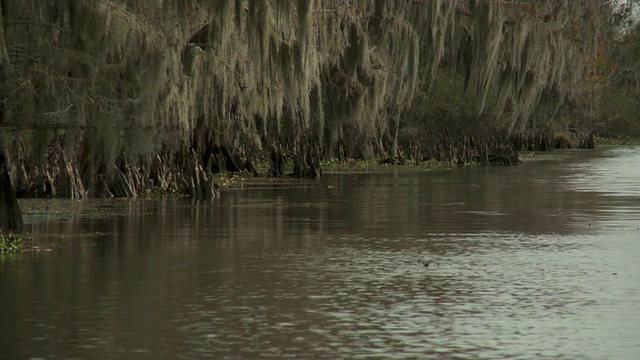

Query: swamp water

[1,147,640,359]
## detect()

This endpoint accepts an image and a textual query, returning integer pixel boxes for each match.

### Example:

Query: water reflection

[1,148,640,359]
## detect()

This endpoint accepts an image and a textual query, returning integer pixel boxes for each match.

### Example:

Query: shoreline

[216,148,600,190]
[8,146,618,249]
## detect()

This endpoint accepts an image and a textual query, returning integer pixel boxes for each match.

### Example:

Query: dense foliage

[0,0,637,199]
[0,232,22,253]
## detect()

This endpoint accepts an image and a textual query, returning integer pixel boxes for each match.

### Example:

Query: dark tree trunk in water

[0,152,23,233]
[269,146,286,177]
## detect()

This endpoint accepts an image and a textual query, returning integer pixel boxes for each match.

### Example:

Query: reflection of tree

[329,168,603,240]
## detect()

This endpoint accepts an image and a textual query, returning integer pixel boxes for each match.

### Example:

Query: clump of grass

[596,136,640,146]
[213,172,255,187]
[0,232,23,254]
[417,158,450,169]
[321,157,451,171]
[140,186,186,198]
[321,158,380,171]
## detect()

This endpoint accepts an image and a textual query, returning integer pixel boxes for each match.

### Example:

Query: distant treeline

[0,1,637,199]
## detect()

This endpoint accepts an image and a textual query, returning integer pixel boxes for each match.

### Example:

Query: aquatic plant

[0,232,22,253]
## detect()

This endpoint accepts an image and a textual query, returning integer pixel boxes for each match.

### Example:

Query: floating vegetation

[596,136,640,146]
[0,233,23,254]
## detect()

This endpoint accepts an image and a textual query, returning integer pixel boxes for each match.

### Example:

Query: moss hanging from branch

[0,0,611,198]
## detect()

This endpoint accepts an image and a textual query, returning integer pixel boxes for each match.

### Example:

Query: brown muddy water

[2,147,640,359]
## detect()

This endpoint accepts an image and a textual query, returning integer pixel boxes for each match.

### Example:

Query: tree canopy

[0,0,637,199]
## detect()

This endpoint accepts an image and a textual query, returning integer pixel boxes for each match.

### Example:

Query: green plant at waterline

[0,233,23,253]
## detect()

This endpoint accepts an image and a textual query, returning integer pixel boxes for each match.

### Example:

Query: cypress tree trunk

[0,1,614,196]
[0,151,23,233]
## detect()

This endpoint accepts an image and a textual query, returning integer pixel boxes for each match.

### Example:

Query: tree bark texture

[0,151,23,232]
